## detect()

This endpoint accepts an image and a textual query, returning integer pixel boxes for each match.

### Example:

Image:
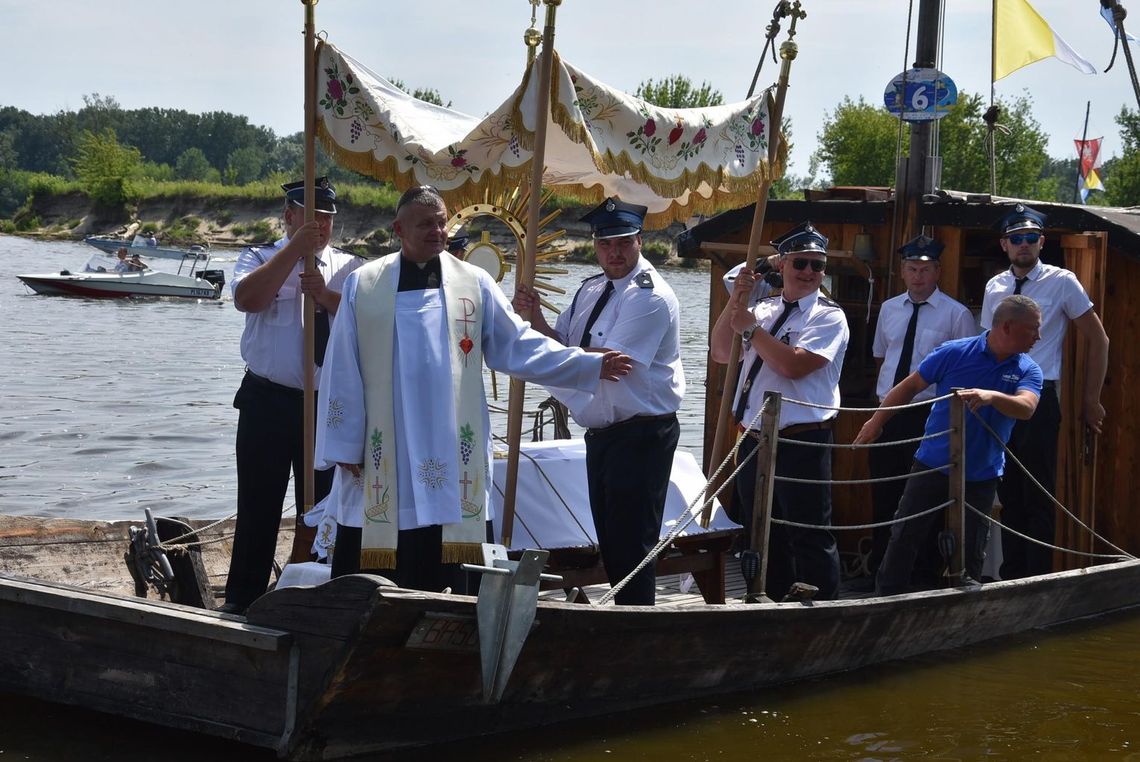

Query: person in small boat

[512,197,684,606]
[710,222,848,602]
[980,204,1109,580]
[127,252,149,272]
[866,235,975,587]
[316,185,631,594]
[222,176,363,615]
[113,247,132,272]
[856,294,1044,596]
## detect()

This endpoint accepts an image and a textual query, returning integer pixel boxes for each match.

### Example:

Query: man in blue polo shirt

[855,295,1044,596]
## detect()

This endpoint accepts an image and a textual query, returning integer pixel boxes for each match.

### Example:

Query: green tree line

[4,80,1137,223]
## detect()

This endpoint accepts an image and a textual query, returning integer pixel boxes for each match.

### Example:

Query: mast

[896,0,942,249]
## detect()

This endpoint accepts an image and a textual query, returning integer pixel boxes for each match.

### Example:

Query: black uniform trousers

[876,460,998,596]
[998,383,1061,579]
[225,371,333,610]
[584,413,679,606]
[867,404,943,585]
[734,427,840,601]
[330,522,477,595]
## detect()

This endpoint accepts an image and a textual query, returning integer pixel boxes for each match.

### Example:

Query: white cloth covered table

[491,439,736,551]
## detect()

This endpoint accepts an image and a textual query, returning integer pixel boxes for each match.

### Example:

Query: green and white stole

[355,252,488,570]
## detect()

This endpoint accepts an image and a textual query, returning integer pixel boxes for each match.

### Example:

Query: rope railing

[596,399,772,605]
[602,388,1135,602]
[966,408,1135,560]
[779,393,951,413]
[772,500,953,532]
[964,501,1133,562]
[776,428,951,450]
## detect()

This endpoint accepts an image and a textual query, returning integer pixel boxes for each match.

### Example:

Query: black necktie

[1014,275,1028,295]
[892,300,926,386]
[734,300,798,424]
[579,281,615,348]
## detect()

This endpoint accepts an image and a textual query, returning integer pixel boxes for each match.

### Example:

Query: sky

[2,0,1135,182]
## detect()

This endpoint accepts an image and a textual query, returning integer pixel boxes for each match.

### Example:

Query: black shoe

[217,602,247,616]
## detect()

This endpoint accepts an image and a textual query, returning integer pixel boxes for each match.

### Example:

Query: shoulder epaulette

[635,271,654,288]
[818,295,840,308]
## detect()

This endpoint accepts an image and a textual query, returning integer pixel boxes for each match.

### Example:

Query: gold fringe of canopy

[315,43,786,229]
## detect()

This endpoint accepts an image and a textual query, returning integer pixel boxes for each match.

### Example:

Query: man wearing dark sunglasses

[979,203,1109,580]
[710,221,848,601]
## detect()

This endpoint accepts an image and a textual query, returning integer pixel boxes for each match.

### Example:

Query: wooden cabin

[677,188,1140,570]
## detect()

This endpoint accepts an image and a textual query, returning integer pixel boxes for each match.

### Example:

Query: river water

[2,235,1139,760]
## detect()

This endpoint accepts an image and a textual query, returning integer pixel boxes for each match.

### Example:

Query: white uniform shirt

[733,290,849,429]
[874,287,977,402]
[979,261,1093,380]
[547,257,684,429]
[232,238,362,389]
[316,261,603,529]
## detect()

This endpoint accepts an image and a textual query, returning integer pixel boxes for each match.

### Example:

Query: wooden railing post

[745,392,781,602]
[947,392,966,580]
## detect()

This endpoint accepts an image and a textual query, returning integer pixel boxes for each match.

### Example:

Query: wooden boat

[5,2,1140,758]
[4,514,1140,760]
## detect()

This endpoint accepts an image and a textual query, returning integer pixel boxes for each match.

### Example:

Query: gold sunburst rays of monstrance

[447,183,572,402]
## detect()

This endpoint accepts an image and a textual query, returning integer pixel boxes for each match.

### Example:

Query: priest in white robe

[316,186,630,592]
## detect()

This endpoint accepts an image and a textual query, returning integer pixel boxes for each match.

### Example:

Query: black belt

[742,419,834,439]
[243,369,303,397]
[587,412,677,435]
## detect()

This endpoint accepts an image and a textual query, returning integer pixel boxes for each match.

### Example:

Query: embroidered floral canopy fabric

[317,44,783,228]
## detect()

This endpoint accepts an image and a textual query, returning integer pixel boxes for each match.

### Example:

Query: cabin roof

[676,189,1140,264]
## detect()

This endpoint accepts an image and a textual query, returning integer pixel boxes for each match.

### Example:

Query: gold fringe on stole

[441,542,485,565]
[360,548,398,571]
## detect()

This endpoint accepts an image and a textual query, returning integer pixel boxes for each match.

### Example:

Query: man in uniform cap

[710,221,848,601]
[222,176,363,614]
[865,234,975,588]
[979,203,1108,579]
[513,196,684,605]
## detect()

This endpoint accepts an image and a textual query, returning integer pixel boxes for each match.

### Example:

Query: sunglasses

[791,257,826,273]
[1006,233,1041,245]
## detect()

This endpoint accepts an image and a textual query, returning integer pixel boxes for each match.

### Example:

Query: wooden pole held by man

[293,0,319,562]
[703,1,805,527]
[501,0,561,548]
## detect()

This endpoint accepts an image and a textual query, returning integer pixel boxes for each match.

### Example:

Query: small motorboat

[83,235,209,262]
[17,250,225,300]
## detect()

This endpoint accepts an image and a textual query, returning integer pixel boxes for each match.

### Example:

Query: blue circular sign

[883,68,957,122]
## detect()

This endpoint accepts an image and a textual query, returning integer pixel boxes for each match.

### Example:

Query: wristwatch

[741,325,757,343]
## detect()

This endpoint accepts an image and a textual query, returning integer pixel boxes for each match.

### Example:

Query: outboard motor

[199,269,226,291]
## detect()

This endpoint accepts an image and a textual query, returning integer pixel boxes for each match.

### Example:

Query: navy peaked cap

[281,176,337,214]
[998,203,1045,235]
[581,197,647,239]
[898,234,943,261]
[772,221,828,255]
[447,228,469,254]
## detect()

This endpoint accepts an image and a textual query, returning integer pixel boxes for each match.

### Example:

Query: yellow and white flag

[993,0,1097,81]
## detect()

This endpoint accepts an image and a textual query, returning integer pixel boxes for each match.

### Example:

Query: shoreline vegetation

[1,175,697,267]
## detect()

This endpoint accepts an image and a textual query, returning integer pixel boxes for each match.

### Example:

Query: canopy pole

[500,0,560,549]
[292,0,319,563]
[702,1,805,528]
